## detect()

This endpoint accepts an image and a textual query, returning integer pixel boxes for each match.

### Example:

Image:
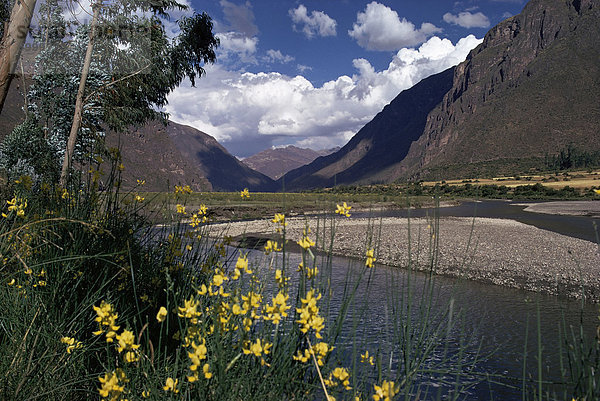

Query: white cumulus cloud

[443,11,491,28]
[348,2,441,51]
[165,35,482,157]
[216,32,258,64]
[289,5,337,39]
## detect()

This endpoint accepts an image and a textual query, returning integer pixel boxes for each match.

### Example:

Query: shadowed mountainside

[278,67,455,190]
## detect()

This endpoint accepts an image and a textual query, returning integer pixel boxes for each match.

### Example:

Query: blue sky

[165,0,526,157]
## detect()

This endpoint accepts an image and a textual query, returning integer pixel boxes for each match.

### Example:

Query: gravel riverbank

[208,215,600,302]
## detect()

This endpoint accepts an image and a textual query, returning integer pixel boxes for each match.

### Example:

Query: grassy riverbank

[1,173,598,400]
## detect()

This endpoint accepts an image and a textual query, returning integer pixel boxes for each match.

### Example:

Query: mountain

[278,67,455,190]
[398,0,600,179]
[108,121,277,192]
[280,0,599,189]
[164,122,276,191]
[241,145,340,180]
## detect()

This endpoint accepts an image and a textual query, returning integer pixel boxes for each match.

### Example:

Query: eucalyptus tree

[1,0,218,185]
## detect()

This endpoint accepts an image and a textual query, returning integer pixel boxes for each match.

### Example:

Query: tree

[12,0,218,185]
[0,0,37,113]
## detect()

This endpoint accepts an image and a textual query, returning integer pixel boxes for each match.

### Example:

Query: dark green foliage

[0,118,60,182]
[544,144,600,171]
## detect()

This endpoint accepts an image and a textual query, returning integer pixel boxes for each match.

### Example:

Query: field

[422,169,600,189]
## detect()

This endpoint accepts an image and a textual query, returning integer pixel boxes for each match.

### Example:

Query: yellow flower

[176,204,186,214]
[365,248,376,268]
[163,377,179,393]
[274,269,289,288]
[240,188,250,198]
[271,213,287,233]
[175,184,193,194]
[7,278,15,286]
[243,338,272,365]
[324,367,351,390]
[264,240,281,255]
[178,297,202,325]
[134,194,145,202]
[98,369,128,400]
[594,189,600,195]
[335,202,352,217]
[156,306,168,322]
[361,350,374,365]
[92,301,120,342]
[61,336,83,353]
[116,329,140,363]
[234,254,252,276]
[137,179,146,186]
[203,363,212,379]
[297,235,315,250]
[372,380,398,401]
[296,289,325,338]
[263,291,291,324]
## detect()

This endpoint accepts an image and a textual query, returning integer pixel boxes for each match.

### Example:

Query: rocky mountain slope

[165,122,276,192]
[398,0,600,179]
[279,67,455,189]
[281,0,599,189]
[241,145,339,180]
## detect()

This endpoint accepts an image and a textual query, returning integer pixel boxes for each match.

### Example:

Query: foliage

[21,0,219,182]
[0,117,60,183]
[544,144,600,171]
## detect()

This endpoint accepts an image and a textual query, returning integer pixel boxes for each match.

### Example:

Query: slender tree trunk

[59,2,100,186]
[0,0,37,114]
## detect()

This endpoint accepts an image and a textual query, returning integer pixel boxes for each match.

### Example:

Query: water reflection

[239,243,598,400]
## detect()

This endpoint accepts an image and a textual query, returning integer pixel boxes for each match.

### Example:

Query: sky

[162,0,526,158]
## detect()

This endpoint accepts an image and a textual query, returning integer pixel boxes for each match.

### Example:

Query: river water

[239,200,599,400]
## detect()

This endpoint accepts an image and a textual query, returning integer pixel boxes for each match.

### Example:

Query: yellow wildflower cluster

[198,268,230,297]
[60,336,83,354]
[98,368,128,401]
[361,350,374,366]
[178,297,202,326]
[190,204,208,227]
[240,188,250,198]
[232,254,252,280]
[134,194,145,202]
[243,338,272,366]
[174,184,193,194]
[116,329,140,363]
[3,196,27,218]
[297,229,315,250]
[263,291,291,325]
[296,289,325,338]
[176,204,186,214]
[136,179,145,186]
[271,213,287,233]
[324,367,352,390]
[274,269,289,288]
[263,240,281,255]
[293,341,333,366]
[298,262,318,279]
[372,380,398,401]
[93,301,120,342]
[335,202,352,217]
[187,338,212,382]
[365,248,376,268]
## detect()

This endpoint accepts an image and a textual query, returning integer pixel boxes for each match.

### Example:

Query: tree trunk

[59,2,100,186]
[0,0,37,114]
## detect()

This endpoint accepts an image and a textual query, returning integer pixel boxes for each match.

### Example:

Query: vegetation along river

[216,200,600,399]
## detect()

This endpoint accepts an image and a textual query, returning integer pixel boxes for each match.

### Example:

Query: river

[236,200,599,400]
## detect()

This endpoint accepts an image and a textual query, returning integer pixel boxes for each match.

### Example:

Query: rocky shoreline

[209,214,600,302]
